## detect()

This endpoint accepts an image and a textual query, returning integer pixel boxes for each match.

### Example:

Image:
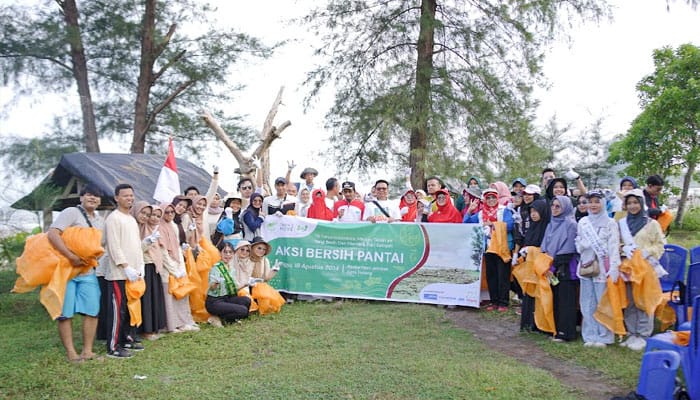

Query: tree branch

[152,49,186,83]
[144,80,194,132]
[153,23,177,61]
[0,54,72,73]
[200,110,252,173]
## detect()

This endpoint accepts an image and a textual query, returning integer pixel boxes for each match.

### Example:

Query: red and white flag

[153,137,181,204]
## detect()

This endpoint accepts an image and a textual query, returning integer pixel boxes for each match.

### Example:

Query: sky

[1,0,699,205]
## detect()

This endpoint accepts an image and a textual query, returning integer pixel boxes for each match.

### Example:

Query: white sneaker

[583,341,595,347]
[182,324,200,332]
[208,316,223,328]
[619,335,632,347]
[627,336,647,351]
[592,342,607,348]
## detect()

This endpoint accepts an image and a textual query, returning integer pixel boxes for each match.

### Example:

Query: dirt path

[445,307,629,400]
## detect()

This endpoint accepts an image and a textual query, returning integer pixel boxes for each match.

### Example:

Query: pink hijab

[490,181,511,206]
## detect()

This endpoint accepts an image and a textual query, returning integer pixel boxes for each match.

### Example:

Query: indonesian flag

[153,137,181,204]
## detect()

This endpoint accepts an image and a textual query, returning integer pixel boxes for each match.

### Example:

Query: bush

[681,207,700,231]
[0,227,41,267]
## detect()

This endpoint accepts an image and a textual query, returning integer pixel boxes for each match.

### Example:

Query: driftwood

[201,86,291,194]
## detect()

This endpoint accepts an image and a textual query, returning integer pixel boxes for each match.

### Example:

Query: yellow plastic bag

[251,282,285,315]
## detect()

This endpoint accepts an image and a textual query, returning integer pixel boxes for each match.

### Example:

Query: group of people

[471,170,669,351]
[40,159,671,362]
[46,168,285,361]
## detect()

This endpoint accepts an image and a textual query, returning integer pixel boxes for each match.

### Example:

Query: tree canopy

[609,43,700,225]
[0,0,273,177]
[301,0,608,188]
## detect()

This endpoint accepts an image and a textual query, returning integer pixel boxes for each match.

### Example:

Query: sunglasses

[238,248,250,252]
[164,210,175,214]
[551,204,562,209]
[240,186,253,190]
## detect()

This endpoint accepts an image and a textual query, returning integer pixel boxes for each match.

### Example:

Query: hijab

[159,203,180,261]
[585,193,610,229]
[171,195,191,244]
[208,194,224,216]
[625,193,648,236]
[130,201,152,232]
[307,189,333,221]
[545,178,568,201]
[145,204,164,272]
[523,199,549,247]
[490,181,511,206]
[519,192,540,231]
[541,195,577,256]
[427,189,462,223]
[481,191,499,223]
[619,176,639,190]
[246,193,264,217]
[399,189,418,222]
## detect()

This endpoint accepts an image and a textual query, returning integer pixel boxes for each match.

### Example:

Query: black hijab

[545,178,568,201]
[523,199,550,247]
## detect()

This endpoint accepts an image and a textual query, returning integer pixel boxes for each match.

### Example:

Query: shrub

[681,207,700,231]
[0,227,41,267]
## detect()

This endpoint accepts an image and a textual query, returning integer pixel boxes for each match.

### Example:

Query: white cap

[523,184,541,195]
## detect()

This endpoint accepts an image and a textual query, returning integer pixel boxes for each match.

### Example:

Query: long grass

[0,268,642,400]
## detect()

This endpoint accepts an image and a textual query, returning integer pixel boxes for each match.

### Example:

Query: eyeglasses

[240,186,253,190]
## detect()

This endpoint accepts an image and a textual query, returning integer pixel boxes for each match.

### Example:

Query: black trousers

[104,280,130,352]
[485,253,511,307]
[553,280,579,341]
[520,294,537,331]
[205,295,251,323]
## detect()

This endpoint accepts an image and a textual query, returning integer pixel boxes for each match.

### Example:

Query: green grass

[667,229,699,252]
[0,268,634,400]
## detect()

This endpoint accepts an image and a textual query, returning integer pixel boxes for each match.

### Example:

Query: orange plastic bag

[187,237,222,322]
[594,277,628,336]
[251,282,285,315]
[237,287,259,313]
[13,227,103,320]
[532,250,555,334]
[126,279,146,327]
[657,210,673,233]
[512,246,539,298]
[168,274,197,300]
[486,221,511,263]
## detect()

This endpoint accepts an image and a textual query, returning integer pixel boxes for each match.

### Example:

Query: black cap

[341,181,355,191]
[274,177,287,185]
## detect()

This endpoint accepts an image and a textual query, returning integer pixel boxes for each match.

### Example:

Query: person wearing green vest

[205,241,252,326]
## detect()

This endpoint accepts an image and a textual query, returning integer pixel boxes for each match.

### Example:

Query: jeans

[579,278,614,344]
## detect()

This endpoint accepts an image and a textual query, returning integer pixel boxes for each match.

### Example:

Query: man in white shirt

[334,181,365,222]
[364,179,401,222]
[262,177,297,216]
[103,183,145,358]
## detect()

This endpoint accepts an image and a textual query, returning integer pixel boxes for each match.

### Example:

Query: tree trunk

[409,0,436,191]
[674,158,696,227]
[131,0,156,154]
[60,0,99,152]
[201,87,291,192]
